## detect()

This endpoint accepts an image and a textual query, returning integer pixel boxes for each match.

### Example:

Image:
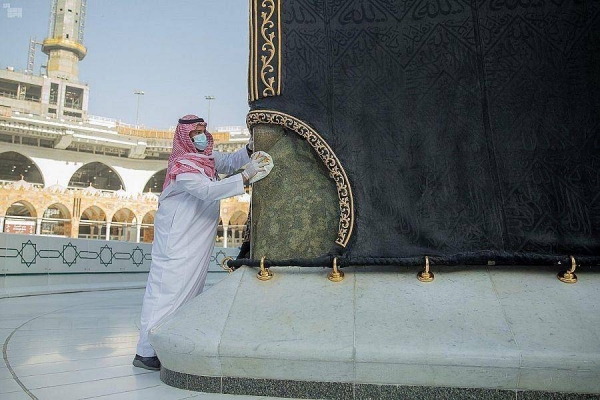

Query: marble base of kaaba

[150,265,600,399]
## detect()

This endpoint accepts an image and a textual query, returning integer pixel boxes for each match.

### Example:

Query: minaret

[42,0,87,82]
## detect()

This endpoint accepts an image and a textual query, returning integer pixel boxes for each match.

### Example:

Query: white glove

[242,151,273,184]
[249,151,274,184]
[242,155,267,183]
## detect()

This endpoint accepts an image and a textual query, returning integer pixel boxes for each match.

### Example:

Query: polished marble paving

[0,289,290,400]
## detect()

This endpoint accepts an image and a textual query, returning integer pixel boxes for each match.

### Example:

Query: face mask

[193,133,208,151]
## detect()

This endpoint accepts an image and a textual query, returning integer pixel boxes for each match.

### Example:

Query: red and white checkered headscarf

[163,114,216,190]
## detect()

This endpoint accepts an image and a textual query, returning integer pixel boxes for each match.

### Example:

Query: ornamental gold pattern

[247,110,354,248]
[249,0,281,101]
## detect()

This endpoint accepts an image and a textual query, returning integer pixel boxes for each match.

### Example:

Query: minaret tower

[42,0,87,82]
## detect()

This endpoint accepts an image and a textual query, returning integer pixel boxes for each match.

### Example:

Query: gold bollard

[327,257,345,282]
[257,256,274,281]
[220,256,234,273]
[417,256,434,282]
[557,256,578,284]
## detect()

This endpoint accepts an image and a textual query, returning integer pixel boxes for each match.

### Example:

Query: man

[133,115,270,370]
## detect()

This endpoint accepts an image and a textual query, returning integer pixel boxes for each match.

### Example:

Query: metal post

[134,90,145,126]
[205,95,215,128]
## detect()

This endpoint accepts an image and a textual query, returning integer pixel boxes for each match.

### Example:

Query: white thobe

[136,148,249,357]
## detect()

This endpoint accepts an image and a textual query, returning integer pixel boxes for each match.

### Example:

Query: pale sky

[0,0,250,130]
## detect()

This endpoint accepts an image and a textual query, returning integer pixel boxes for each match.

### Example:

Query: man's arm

[213,147,251,175]
[176,172,245,202]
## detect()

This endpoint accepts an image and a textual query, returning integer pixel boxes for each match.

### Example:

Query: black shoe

[133,354,161,371]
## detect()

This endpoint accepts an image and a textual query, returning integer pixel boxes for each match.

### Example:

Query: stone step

[150,265,600,399]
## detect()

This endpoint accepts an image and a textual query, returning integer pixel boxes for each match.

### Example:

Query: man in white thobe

[134,115,270,370]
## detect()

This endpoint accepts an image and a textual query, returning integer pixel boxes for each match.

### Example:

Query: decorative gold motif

[247,110,355,247]
[557,255,578,284]
[257,256,274,281]
[417,256,434,282]
[221,256,234,273]
[327,257,344,282]
[260,0,276,97]
[249,0,281,101]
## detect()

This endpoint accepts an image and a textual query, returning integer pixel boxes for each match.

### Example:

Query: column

[223,224,228,248]
[106,221,111,241]
[136,223,141,243]
[0,216,4,232]
[68,218,78,238]
[36,218,42,235]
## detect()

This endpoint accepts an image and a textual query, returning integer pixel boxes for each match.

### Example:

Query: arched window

[110,208,136,242]
[79,206,107,240]
[141,211,155,243]
[41,203,71,237]
[69,162,124,191]
[0,152,44,185]
[228,211,248,248]
[143,169,167,193]
[4,200,37,234]
[228,211,248,226]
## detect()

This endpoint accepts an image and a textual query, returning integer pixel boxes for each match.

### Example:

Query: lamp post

[134,90,145,126]
[205,95,216,128]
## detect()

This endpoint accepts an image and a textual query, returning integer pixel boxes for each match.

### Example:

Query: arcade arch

[79,206,107,240]
[0,151,44,185]
[110,208,136,242]
[140,211,155,243]
[41,203,71,236]
[143,169,166,193]
[3,200,37,234]
[228,211,248,248]
[229,211,248,226]
[69,162,124,191]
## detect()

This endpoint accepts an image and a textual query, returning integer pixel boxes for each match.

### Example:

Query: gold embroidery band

[249,0,282,101]
[247,110,354,248]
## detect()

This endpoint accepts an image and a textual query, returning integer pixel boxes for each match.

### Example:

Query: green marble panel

[251,124,338,260]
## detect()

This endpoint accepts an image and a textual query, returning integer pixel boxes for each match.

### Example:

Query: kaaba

[152,2,600,396]
[246,0,600,266]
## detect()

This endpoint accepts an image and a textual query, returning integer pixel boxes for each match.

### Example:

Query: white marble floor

[0,289,287,400]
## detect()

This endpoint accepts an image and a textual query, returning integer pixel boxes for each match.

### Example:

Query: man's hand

[241,155,268,184]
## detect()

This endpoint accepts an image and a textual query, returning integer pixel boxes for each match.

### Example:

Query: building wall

[0,232,239,299]
[0,142,166,193]
[0,167,251,247]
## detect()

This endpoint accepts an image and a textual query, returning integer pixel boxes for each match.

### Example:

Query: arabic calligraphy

[285,3,320,24]
[339,3,389,24]
[412,0,466,21]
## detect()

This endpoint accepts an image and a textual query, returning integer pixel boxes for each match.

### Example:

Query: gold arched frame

[246,110,355,248]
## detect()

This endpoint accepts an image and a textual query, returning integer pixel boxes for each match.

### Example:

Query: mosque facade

[0,0,250,248]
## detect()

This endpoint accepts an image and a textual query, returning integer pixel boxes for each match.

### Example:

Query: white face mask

[193,133,208,151]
